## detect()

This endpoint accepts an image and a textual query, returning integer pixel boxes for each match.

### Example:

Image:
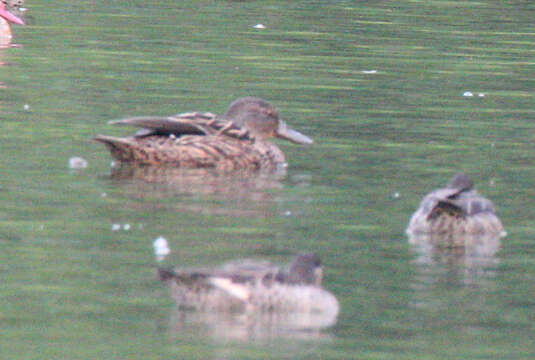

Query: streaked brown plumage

[406,173,506,238]
[94,97,313,171]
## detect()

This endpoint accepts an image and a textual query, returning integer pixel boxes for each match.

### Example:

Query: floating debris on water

[23,104,30,111]
[478,93,485,97]
[153,236,170,261]
[392,192,400,199]
[253,24,266,29]
[111,223,134,231]
[69,156,88,169]
[361,70,378,74]
[463,91,474,97]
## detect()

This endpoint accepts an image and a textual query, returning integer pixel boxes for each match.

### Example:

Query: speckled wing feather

[426,200,465,221]
[109,115,209,136]
[108,112,253,141]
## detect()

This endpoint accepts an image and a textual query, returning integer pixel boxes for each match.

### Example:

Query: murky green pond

[1,0,534,358]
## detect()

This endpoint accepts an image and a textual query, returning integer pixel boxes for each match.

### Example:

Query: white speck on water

[361,70,378,74]
[101,192,107,197]
[111,224,121,231]
[489,179,496,186]
[69,156,88,169]
[110,161,117,167]
[123,224,131,231]
[38,224,44,230]
[491,142,495,148]
[283,210,292,216]
[478,93,485,97]
[463,91,474,97]
[253,24,266,29]
[393,192,400,199]
[153,236,171,261]
[23,104,30,110]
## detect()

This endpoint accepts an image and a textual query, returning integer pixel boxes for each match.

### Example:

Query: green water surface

[1,0,534,359]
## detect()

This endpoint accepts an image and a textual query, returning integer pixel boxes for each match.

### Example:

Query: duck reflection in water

[95,97,313,171]
[157,253,339,336]
[0,0,24,45]
[104,163,298,217]
[167,308,337,342]
[107,162,286,199]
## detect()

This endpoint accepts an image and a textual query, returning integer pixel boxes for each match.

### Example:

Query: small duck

[94,97,313,171]
[0,0,24,39]
[406,173,506,237]
[158,253,339,316]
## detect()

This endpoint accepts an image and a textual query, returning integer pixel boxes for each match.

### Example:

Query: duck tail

[157,267,176,282]
[93,135,139,163]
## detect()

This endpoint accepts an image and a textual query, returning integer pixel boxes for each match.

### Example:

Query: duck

[158,253,339,316]
[0,0,24,40]
[406,173,506,237]
[94,97,313,171]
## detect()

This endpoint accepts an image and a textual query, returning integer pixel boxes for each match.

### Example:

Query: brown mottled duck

[406,173,506,237]
[94,97,313,171]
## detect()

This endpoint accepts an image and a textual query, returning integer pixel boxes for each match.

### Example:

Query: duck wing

[209,261,282,302]
[108,112,216,137]
[424,188,467,221]
[109,112,252,140]
[158,266,257,298]
[426,200,465,220]
[209,277,251,302]
[425,187,494,220]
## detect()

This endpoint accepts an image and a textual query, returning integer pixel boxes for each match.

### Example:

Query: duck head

[287,253,323,286]
[224,97,313,145]
[448,173,474,192]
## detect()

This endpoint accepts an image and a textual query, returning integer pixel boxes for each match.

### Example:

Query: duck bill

[0,6,24,25]
[276,120,313,145]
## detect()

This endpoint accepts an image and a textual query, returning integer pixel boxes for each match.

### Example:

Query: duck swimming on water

[94,97,313,171]
[158,253,339,316]
[406,173,506,237]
